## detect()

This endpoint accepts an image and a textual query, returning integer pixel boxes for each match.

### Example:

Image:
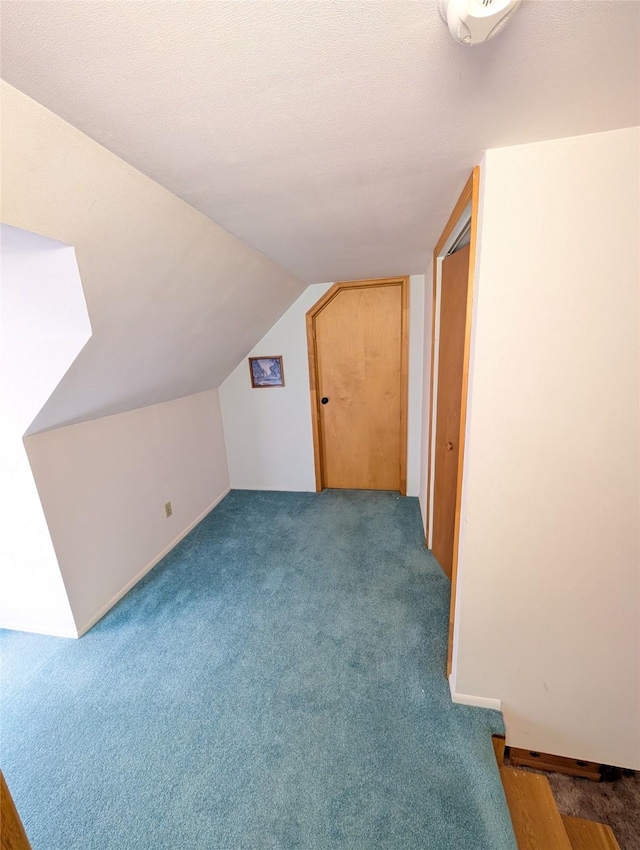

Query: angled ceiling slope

[1,82,306,433]
[1,1,639,283]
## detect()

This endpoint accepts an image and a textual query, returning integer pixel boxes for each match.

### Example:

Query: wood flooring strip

[1,771,32,850]
[500,766,573,849]
[492,733,506,765]
[561,816,621,850]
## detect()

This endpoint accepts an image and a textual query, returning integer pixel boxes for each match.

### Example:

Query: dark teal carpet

[1,490,516,849]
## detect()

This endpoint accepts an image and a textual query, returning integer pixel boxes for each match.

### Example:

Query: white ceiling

[1,1,639,283]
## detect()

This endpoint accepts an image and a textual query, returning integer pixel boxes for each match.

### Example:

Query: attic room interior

[1,1,638,849]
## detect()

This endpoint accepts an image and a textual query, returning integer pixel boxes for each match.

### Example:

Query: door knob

[321,397,329,405]
[446,441,454,452]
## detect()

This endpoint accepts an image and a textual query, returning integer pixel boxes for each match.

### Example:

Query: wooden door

[309,279,408,492]
[432,245,470,578]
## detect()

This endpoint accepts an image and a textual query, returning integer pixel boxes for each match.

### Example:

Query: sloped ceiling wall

[2,2,638,430]
[1,81,307,433]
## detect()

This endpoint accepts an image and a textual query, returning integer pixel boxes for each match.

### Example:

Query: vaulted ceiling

[3,1,638,284]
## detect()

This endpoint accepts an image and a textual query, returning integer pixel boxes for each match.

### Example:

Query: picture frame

[248,355,285,388]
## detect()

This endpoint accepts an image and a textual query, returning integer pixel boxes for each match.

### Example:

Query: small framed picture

[249,355,285,388]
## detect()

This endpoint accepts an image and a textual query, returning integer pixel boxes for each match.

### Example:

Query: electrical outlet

[164,501,172,518]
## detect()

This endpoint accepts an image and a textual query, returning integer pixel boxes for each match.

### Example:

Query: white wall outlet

[164,501,172,518]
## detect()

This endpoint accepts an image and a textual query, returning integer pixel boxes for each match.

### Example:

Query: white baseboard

[76,487,231,637]
[229,484,316,492]
[449,674,502,712]
[0,619,78,639]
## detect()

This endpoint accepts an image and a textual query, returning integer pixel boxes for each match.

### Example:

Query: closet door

[432,245,470,579]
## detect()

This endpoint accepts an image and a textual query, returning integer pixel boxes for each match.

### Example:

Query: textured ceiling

[1,1,639,283]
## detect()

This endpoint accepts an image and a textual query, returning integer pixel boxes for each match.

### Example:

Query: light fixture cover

[439,0,522,46]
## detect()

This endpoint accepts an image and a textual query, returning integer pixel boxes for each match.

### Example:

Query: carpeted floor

[1,490,516,849]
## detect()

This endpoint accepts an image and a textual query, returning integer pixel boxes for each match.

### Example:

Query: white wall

[1,81,305,433]
[418,264,433,532]
[0,225,91,637]
[406,276,426,498]
[1,81,304,637]
[25,390,230,635]
[220,283,329,491]
[452,128,640,768]
[220,276,424,495]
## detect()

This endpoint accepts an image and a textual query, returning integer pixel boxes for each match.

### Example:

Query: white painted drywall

[418,264,433,533]
[220,283,329,492]
[406,276,426,498]
[25,390,230,635]
[0,225,91,637]
[1,81,306,433]
[220,277,424,495]
[451,128,640,768]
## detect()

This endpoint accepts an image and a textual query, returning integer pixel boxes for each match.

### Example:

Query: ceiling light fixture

[439,0,522,46]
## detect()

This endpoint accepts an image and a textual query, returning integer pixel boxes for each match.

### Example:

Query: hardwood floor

[562,816,621,850]
[1,771,32,850]
[500,766,573,849]
[493,737,622,850]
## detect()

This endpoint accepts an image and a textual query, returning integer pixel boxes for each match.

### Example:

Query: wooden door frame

[425,167,480,676]
[306,276,409,495]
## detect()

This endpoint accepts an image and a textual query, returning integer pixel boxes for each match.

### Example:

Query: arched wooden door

[306,277,408,493]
